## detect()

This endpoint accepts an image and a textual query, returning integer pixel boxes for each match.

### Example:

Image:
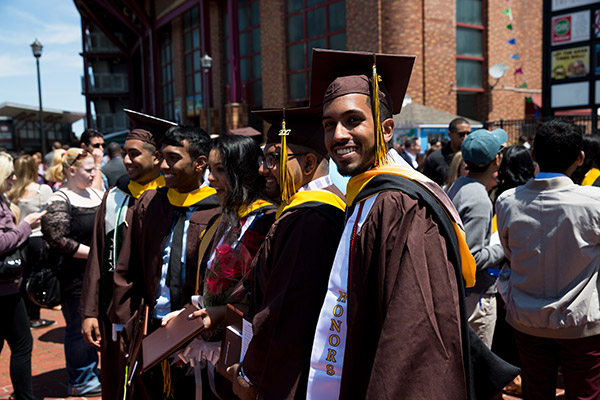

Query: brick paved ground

[0,308,100,400]
[0,307,566,400]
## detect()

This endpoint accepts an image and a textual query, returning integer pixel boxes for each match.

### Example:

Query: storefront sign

[551,46,590,79]
[552,11,590,45]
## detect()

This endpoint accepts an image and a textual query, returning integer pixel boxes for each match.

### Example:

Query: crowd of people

[1,48,599,400]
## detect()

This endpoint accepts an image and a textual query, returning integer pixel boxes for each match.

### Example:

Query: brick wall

[487,0,542,121]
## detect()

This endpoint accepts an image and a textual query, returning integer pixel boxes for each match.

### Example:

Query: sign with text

[552,0,597,12]
[552,11,590,45]
[552,46,590,79]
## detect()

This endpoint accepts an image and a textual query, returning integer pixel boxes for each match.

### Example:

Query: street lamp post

[31,39,46,155]
[201,54,212,135]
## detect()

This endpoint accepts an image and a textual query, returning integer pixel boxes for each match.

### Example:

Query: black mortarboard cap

[124,109,177,146]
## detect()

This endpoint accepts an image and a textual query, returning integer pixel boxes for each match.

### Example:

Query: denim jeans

[61,296,101,395]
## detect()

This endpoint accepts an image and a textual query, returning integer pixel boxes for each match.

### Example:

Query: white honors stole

[306,194,378,400]
[104,188,130,271]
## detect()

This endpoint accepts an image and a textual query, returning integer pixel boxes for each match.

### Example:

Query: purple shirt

[0,197,32,295]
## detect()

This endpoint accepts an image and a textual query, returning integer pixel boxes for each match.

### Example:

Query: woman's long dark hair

[571,134,600,185]
[212,135,266,224]
[496,145,535,199]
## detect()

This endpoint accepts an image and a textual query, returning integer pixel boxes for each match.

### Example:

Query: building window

[184,6,203,116]
[159,30,174,121]
[286,0,346,103]
[456,0,484,119]
[226,0,262,107]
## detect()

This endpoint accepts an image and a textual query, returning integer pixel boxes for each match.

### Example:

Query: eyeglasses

[90,142,105,149]
[259,152,309,169]
[68,149,88,167]
[455,131,471,138]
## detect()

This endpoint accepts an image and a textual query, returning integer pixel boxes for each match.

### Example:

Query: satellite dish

[489,64,508,79]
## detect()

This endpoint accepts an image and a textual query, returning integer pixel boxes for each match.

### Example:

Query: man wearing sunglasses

[423,117,471,186]
[80,128,106,191]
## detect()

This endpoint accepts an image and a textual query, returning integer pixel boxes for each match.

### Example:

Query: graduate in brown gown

[79,110,175,400]
[112,125,220,399]
[228,108,346,400]
[304,49,518,400]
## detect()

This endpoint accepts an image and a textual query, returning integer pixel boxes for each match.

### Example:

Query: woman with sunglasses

[0,152,45,400]
[41,148,103,397]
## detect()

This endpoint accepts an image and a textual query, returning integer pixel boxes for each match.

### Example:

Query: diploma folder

[142,303,205,371]
[218,304,245,381]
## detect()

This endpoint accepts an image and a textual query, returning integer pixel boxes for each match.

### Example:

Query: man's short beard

[336,157,373,177]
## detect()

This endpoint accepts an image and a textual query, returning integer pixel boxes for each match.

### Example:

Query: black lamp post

[201,54,212,135]
[31,39,46,155]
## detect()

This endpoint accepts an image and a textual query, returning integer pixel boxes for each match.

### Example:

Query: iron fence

[486,116,598,145]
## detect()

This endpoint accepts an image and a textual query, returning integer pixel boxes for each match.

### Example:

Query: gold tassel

[372,55,388,167]
[161,359,174,399]
[279,108,296,203]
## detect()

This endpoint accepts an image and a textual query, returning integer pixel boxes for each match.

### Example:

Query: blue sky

[0,0,85,134]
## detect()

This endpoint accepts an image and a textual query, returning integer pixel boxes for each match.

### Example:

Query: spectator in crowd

[489,145,536,397]
[491,145,536,203]
[7,155,54,329]
[42,148,103,397]
[101,142,127,187]
[43,141,62,167]
[79,129,105,191]
[444,151,467,192]
[573,134,600,186]
[32,152,45,184]
[496,120,600,399]
[448,129,507,348]
[44,149,67,192]
[0,152,45,400]
[399,138,421,169]
[517,134,531,150]
[423,118,471,186]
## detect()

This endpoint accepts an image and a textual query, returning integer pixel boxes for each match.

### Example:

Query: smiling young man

[112,125,220,398]
[227,108,346,400]
[79,110,174,400]
[304,49,517,400]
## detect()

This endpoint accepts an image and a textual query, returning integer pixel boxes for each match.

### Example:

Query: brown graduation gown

[79,182,136,400]
[339,190,468,399]
[244,184,345,399]
[112,186,220,326]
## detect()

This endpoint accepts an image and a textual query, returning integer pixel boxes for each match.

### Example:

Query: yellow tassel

[372,57,388,167]
[279,108,296,203]
[161,359,174,399]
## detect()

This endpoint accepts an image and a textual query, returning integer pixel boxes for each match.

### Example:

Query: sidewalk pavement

[0,307,100,400]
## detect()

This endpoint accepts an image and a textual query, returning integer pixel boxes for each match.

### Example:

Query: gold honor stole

[237,199,276,219]
[582,168,600,186]
[166,186,217,207]
[275,190,346,220]
[346,165,476,288]
[127,175,166,199]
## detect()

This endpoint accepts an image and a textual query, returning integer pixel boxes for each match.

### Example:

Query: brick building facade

[75,0,542,137]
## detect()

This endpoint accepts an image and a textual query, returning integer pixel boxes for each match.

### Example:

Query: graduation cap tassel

[371,56,387,167]
[279,108,296,203]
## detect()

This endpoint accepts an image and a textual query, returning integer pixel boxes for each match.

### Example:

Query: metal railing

[85,32,123,53]
[487,116,597,144]
[95,113,128,133]
[82,73,128,94]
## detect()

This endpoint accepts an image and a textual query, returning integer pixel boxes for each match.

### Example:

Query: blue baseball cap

[461,129,508,165]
